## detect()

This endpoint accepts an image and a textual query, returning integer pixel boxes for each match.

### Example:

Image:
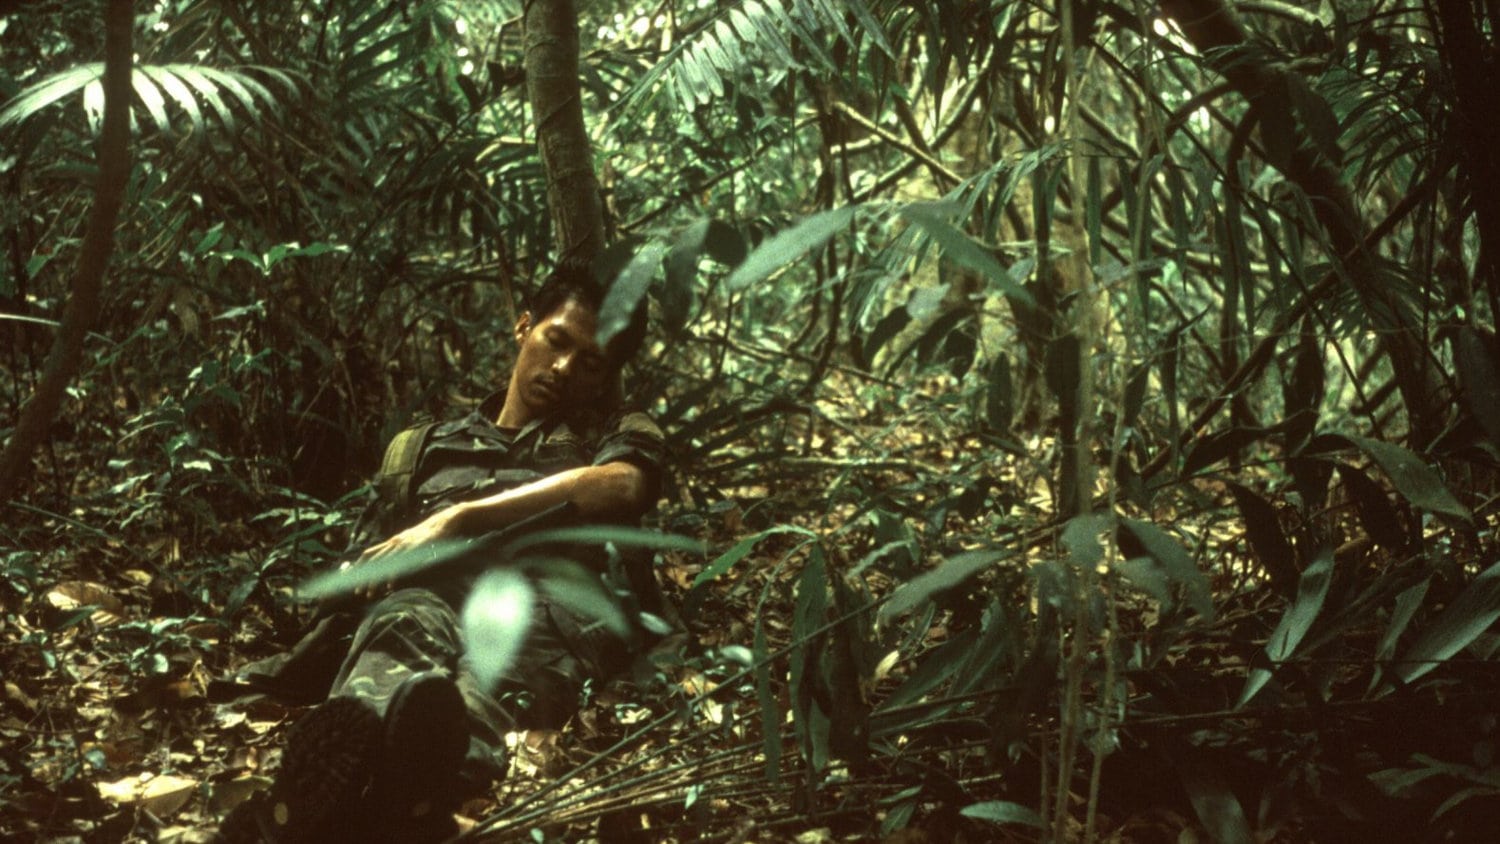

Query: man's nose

[552,353,574,377]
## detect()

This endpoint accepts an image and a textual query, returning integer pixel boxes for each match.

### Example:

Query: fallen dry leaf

[47,581,126,625]
[97,771,198,817]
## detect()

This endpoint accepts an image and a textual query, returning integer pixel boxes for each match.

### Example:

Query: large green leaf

[461,568,534,691]
[130,70,169,131]
[1239,549,1334,707]
[1226,482,1299,596]
[1118,518,1214,620]
[878,550,1007,624]
[899,203,1033,306]
[692,525,817,589]
[1182,427,1274,478]
[874,628,979,717]
[684,525,817,620]
[0,64,99,129]
[1319,435,1471,521]
[662,220,709,334]
[1453,327,1500,454]
[725,206,856,291]
[139,65,203,134]
[501,525,705,556]
[1176,744,1256,844]
[297,537,473,600]
[959,801,1044,828]
[1369,578,1431,694]
[1392,561,1500,686]
[529,558,632,639]
[1336,463,1411,551]
[790,545,831,772]
[1282,327,1323,449]
[843,0,897,59]
[597,242,665,347]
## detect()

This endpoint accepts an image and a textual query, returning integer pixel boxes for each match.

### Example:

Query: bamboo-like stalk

[0,0,133,503]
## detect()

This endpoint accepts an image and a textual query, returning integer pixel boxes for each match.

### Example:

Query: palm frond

[619,0,894,112]
[0,63,302,135]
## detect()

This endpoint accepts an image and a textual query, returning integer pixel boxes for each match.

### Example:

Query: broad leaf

[663,220,710,333]
[1226,482,1298,596]
[879,550,1007,624]
[725,206,856,291]
[1114,557,1171,604]
[0,64,99,129]
[297,537,473,600]
[1326,435,1471,521]
[1176,745,1256,844]
[985,353,1013,432]
[1377,579,1430,662]
[1336,463,1410,551]
[1239,549,1334,707]
[844,0,897,58]
[899,203,1033,306]
[461,568,534,691]
[692,525,817,589]
[1393,561,1500,685]
[1118,518,1214,620]
[1061,513,1108,569]
[1453,327,1500,453]
[1287,74,1343,166]
[130,71,169,131]
[529,558,632,639]
[1182,427,1273,478]
[959,801,1044,828]
[1282,327,1323,450]
[500,525,704,557]
[875,628,978,716]
[598,243,666,347]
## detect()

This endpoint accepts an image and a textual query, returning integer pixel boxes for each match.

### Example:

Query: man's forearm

[446,461,651,535]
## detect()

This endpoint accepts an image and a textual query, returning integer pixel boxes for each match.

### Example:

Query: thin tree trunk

[523,0,605,262]
[1432,0,1500,302]
[1158,0,1446,444]
[0,0,132,503]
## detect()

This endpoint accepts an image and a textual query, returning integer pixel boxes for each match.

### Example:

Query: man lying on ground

[218,260,667,843]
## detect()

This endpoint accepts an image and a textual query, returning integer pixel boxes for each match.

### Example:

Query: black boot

[370,671,469,842]
[218,696,382,842]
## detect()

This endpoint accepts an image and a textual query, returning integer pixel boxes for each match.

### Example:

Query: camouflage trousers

[327,584,630,785]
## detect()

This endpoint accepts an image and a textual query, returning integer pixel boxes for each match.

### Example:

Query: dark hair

[528,256,649,367]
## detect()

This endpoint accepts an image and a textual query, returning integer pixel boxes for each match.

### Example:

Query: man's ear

[514,312,533,343]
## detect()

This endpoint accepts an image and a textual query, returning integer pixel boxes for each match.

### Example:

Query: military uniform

[237,393,667,785]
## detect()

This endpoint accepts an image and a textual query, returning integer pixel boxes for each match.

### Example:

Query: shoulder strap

[376,420,440,514]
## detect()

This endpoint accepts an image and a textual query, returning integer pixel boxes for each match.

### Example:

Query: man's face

[504,296,610,426]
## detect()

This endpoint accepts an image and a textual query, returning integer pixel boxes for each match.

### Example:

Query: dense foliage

[3,0,1499,840]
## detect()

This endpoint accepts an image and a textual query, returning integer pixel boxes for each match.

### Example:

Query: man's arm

[356,460,651,562]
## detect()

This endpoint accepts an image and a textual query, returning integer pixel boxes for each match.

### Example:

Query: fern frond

[618,0,895,112]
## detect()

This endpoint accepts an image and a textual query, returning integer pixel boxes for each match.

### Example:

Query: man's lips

[532,379,560,402]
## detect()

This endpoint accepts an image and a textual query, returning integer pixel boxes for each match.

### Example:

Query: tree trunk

[1158,0,1446,444]
[523,0,605,262]
[0,0,132,503]
[1432,0,1500,304]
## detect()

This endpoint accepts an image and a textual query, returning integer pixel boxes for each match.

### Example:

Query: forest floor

[6,385,1500,842]
[1,416,982,843]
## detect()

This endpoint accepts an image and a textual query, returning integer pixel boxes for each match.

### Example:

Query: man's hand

[336,460,646,600]
[344,507,466,599]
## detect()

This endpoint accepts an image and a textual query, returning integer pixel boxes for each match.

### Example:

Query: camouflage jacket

[350,391,667,549]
